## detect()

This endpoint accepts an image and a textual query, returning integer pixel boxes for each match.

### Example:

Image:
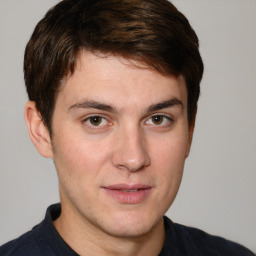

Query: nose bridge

[112,123,150,171]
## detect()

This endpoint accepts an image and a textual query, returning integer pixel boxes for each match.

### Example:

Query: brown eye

[82,115,111,130]
[152,115,164,125]
[88,116,104,126]
[145,115,172,127]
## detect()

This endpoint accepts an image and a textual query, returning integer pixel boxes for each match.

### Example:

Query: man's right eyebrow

[68,100,117,113]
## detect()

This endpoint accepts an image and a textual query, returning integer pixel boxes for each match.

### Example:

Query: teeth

[121,189,139,192]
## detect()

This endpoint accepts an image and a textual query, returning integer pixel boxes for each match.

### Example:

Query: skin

[25,51,195,256]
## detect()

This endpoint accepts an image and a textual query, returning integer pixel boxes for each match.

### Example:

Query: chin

[97,210,163,238]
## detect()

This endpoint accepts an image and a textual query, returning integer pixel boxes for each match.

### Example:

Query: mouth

[102,184,152,204]
[119,189,140,192]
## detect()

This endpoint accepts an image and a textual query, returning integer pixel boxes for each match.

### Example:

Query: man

[0,0,254,255]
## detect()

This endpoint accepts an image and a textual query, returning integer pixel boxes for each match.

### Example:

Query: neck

[53,203,165,256]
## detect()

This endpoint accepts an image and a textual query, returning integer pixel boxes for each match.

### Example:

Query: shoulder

[0,227,42,256]
[163,216,255,255]
[0,204,67,256]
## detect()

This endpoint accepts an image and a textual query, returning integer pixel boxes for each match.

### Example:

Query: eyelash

[145,115,174,127]
[82,114,174,129]
[82,115,111,128]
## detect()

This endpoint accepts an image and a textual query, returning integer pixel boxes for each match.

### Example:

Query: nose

[111,127,150,172]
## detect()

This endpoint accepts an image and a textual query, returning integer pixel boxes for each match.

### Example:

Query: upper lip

[103,184,152,190]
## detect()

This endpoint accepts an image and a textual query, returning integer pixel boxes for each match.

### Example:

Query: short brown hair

[24,0,204,133]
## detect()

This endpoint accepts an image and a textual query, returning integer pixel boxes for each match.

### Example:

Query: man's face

[49,51,193,238]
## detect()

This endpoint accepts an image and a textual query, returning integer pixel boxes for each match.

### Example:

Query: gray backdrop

[0,0,255,252]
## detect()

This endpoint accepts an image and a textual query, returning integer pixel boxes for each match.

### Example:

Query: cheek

[149,130,189,185]
[52,131,109,187]
[54,125,107,163]
[150,130,189,166]
[147,132,188,213]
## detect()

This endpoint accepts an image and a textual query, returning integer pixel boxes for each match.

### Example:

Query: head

[24,0,203,136]
[24,0,204,246]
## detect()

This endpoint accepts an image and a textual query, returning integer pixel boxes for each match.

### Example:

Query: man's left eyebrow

[147,98,184,112]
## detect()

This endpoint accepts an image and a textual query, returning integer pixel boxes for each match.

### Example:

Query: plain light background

[0,0,255,252]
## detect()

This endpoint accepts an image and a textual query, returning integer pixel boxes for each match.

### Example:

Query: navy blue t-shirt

[0,204,255,255]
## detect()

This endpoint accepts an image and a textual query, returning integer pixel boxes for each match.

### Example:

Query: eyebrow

[146,98,183,113]
[68,98,183,113]
[68,100,118,113]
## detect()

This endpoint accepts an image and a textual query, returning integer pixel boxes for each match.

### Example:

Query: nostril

[111,149,150,172]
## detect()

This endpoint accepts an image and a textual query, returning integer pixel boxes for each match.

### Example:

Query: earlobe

[24,101,53,158]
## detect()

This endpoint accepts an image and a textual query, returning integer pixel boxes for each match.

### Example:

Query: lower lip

[103,188,152,204]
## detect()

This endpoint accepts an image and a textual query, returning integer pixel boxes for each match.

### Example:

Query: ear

[185,107,197,158]
[25,101,53,158]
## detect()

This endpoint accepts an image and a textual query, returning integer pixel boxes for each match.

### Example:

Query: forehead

[57,51,188,110]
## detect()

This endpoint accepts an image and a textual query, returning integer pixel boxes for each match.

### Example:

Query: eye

[151,115,164,125]
[83,116,108,127]
[145,115,173,126]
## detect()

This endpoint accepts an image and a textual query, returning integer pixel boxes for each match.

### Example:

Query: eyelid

[81,114,112,128]
[80,113,174,129]
[144,114,174,126]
